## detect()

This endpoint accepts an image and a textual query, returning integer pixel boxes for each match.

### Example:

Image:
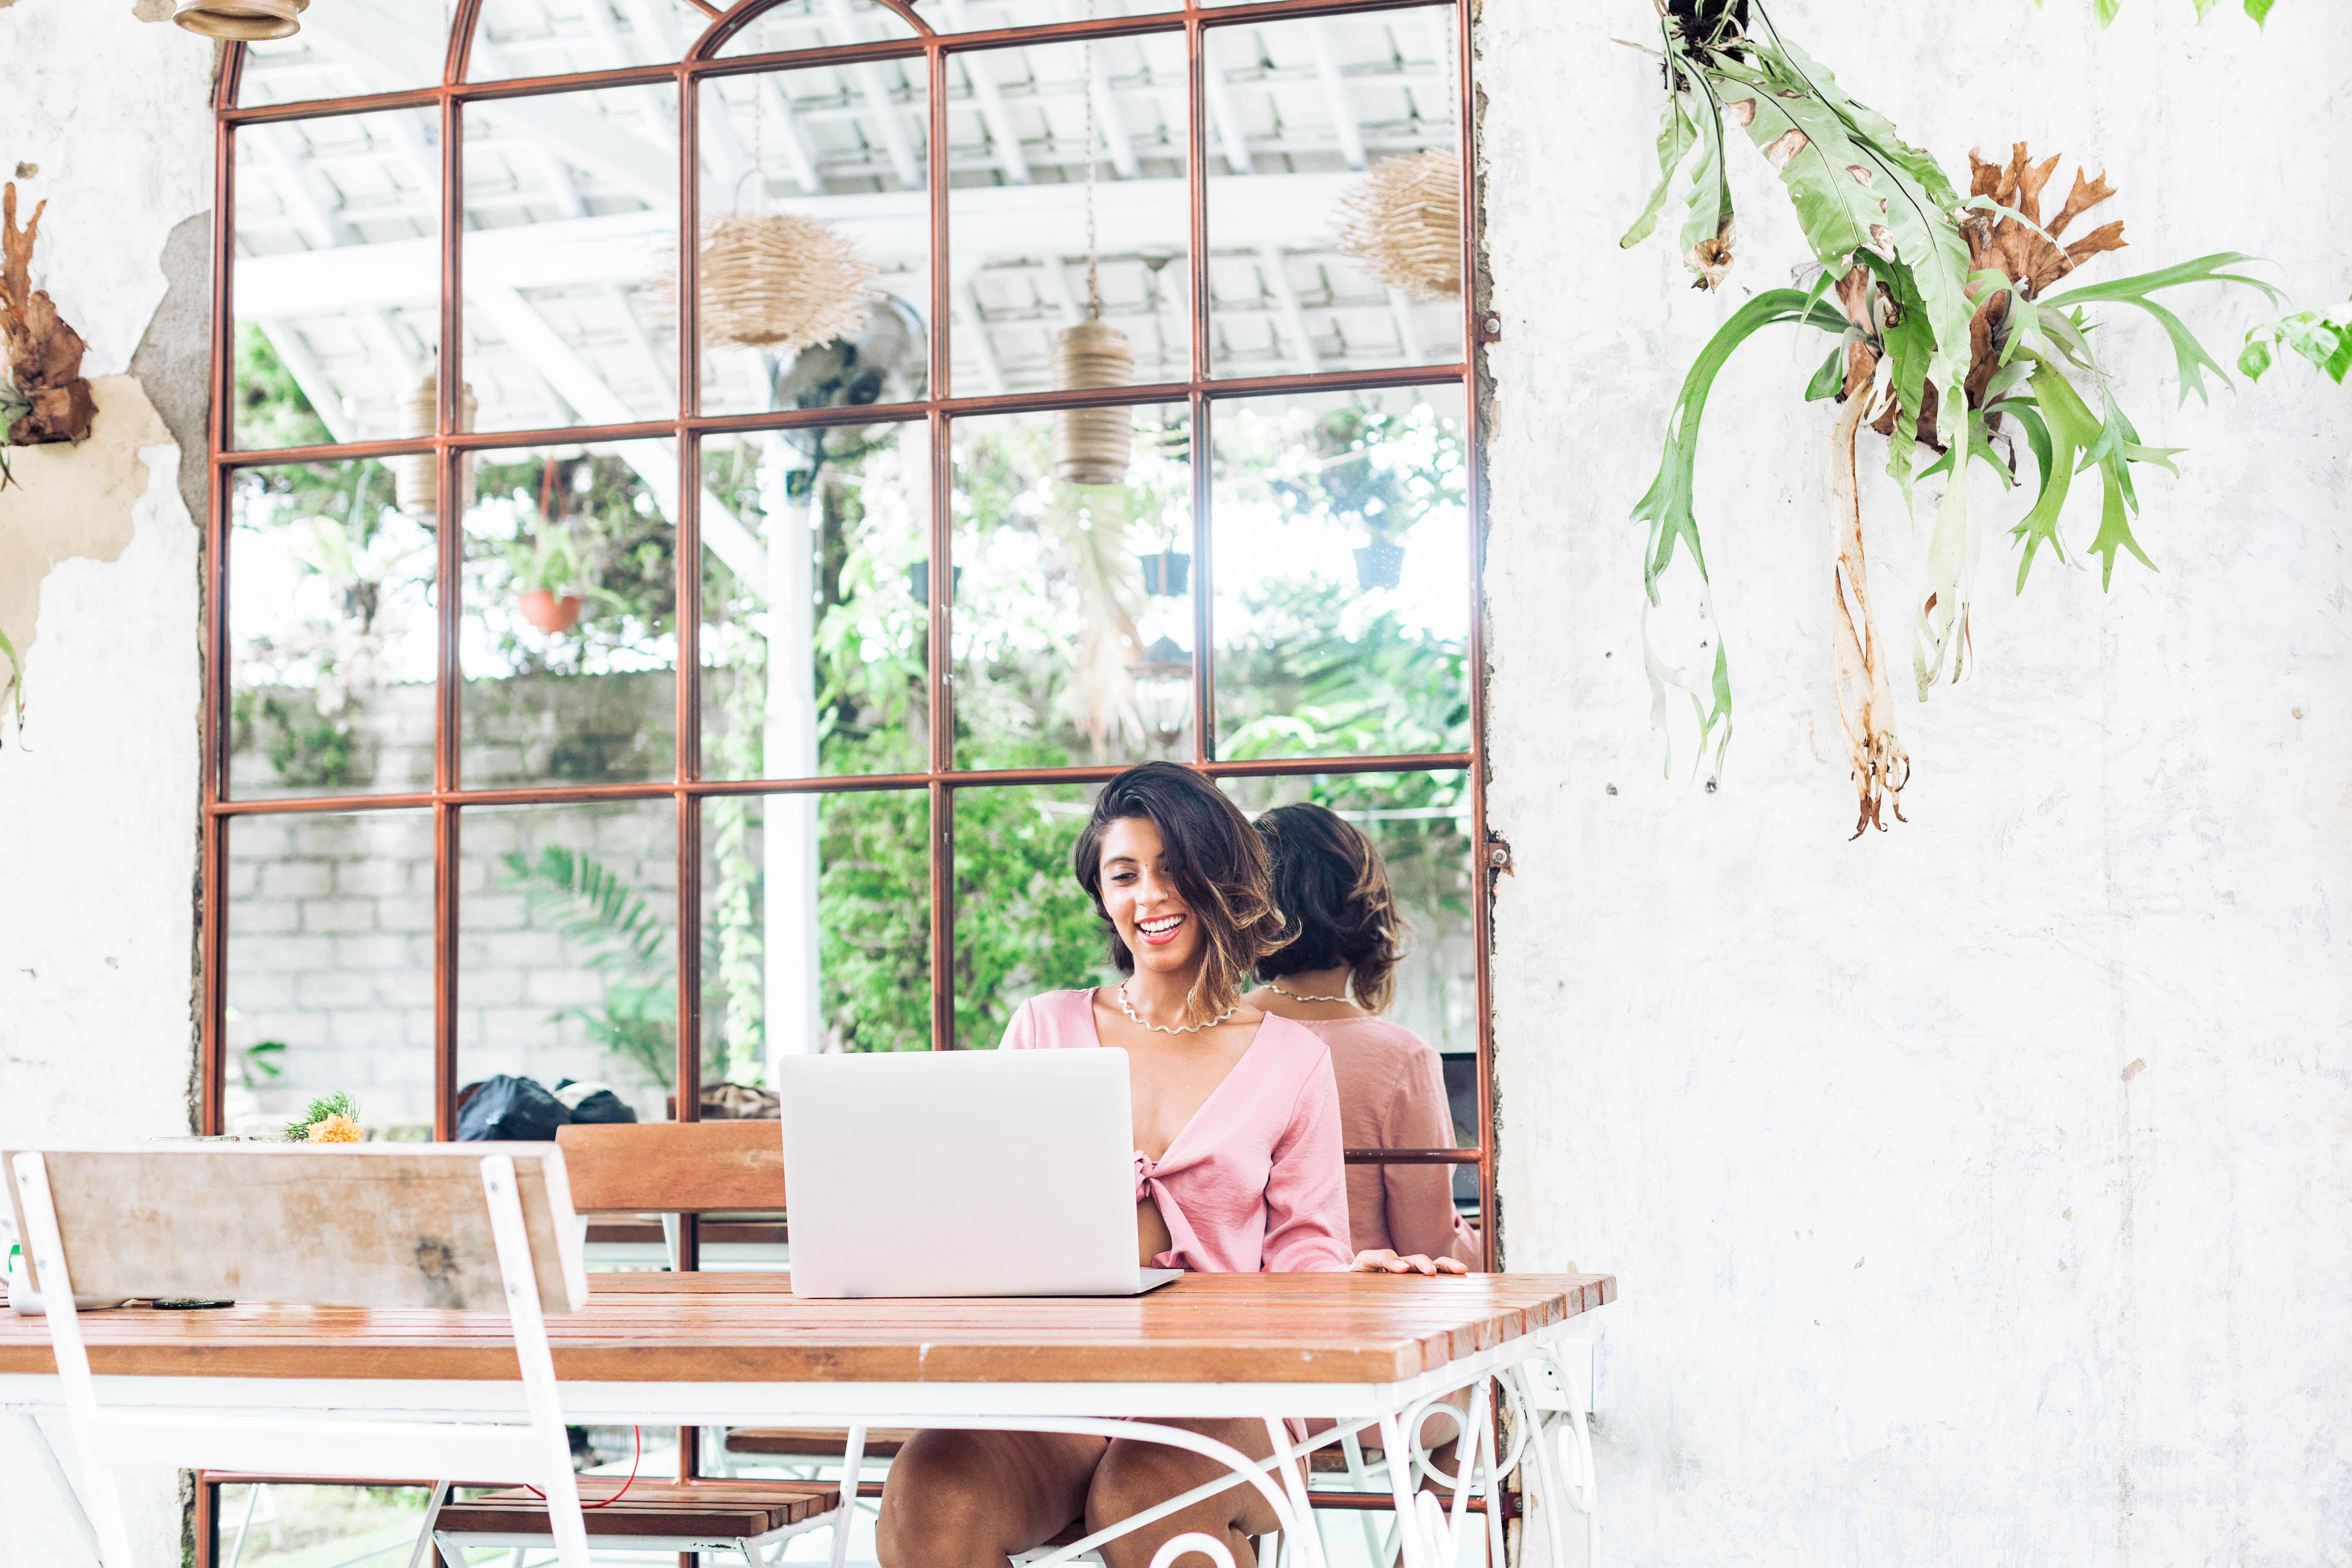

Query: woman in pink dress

[876,762,1462,1568]
[1245,803,1480,1270]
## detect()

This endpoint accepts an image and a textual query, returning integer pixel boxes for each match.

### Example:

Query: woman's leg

[1086,1417,1287,1568]
[877,1428,1109,1568]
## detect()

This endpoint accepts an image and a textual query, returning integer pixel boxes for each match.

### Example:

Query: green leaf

[2238,337,2276,380]
[1677,87,1733,278]
[2095,0,2122,24]
[2043,251,2284,312]
[2245,0,2276,24]
[1623,94,1699,249]
[2011,361,2103,589]
[1716,38,1977,448]
[2193,0,2221,16]
[1805,345,1847,401]
[1634,288,1849,598]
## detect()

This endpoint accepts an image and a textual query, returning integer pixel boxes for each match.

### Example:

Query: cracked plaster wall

[1478,3,2351,1565]
[0,3,216,1564]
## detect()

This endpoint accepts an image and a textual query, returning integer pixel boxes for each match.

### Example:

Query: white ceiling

[232,0,1463,447]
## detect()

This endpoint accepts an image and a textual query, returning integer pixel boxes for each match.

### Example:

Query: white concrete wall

[1480,2,2351,1563]
[0,3,216,1563]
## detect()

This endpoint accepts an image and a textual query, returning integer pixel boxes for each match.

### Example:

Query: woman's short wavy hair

[1252,802,1410,1014]
[1074,762,1285,1024]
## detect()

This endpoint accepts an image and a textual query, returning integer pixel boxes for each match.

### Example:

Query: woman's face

[1097,815,1203,978]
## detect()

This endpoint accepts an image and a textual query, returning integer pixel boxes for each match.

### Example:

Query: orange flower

[306,1113,362,1144]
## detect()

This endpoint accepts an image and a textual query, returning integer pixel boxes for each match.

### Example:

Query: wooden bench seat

[437,1478,840,1537]
[725,1426,916,1459]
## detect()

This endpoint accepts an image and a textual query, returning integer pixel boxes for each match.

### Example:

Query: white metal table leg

[830,1423,866,1568]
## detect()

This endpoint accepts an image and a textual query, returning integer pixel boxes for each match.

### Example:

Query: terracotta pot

[519,590,581,634]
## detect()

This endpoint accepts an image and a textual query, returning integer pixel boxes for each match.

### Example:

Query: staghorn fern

[1627,2,2280,835]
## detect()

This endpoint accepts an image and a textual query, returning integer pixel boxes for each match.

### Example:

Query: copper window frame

[199,0,1493,1266]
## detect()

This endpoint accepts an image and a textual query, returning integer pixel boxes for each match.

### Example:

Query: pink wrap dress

[1000,988,1354,1273]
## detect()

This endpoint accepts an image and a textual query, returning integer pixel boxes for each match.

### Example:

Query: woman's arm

[1381,1049,1481,1269]
[1260,1054,1354,1272]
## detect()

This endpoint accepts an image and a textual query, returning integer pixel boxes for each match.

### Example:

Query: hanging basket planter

[393,374,478,521]
[173,0,307,41]
[1051,320,1135,487]
[1354,540,1405,590]
[668,213,880,354]
[518,590,582,635]
[1332,149,1463,300]
[1137,548,1189,598]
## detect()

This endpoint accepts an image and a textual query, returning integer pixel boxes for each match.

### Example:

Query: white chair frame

[11,1149,592,1568]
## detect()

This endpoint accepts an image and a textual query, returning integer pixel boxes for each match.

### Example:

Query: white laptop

[777,1048,1185,1298]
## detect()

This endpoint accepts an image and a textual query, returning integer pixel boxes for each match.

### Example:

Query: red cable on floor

[523,1425,642,1510]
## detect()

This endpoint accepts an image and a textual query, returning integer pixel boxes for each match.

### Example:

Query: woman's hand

[1351,1249,1468,1276]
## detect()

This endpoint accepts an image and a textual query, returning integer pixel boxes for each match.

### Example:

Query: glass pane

[701,425,931,781]
[716,0,920,56]
[460,439,679,788]
[1205,7,1463,376]
[702,789,935,1085]
[236,0,451,107]
[950,782,1111,1049]
[948,31,1190,394]
[695,61,932,418]
[225,809,436,1139]
[210,1482,441,1566]
[229,462,437,799]
[913,0,1179,27]
[1210,384,1468,760]
[468,0,709,81]
[459,799,679,1121]
[1219,769,1475,1052]
[459,85,679,433]
[232,109,441,450]
[950,401,1194,771]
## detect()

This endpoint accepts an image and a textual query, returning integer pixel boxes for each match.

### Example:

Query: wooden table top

[0,1272,1614,1385]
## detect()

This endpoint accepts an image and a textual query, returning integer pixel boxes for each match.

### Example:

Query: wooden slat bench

[434,1477,844,1564]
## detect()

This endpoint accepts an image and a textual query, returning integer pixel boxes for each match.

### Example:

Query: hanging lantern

[393,373,478,521]
[174,0,306,41]
[1052,320,1134,487]
[1128,635,1192,751]
[1332,149,1463,300]
[673,214,879,353]
[1137,546,1189,597]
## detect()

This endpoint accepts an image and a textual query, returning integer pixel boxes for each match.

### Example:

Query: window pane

[950,402,1195,771]
[229,462,437,799]
[703,789,935,1084]
[232,109,441,450]
[460,439,679,788]
[1220,768,1475,1053]
[459,85,679,433]
[913,0,1178,29]
[695,60,932,418]
[459,800,679,1122]
[209,1482,441,1566]
[225,809,435,1139]
[236,1,450,107]
[1205,7,1463,376]
[701,425,931,781]
[468,0,709,81]
[951,782,1110,1049]
[1210,384,1468,761]
[715,0,920,56]
[948,31,1190,395]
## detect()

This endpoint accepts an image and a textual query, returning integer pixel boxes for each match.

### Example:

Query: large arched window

[204,0,1487,1247]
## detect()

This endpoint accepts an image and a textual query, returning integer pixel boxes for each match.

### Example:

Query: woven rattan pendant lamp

[1051,15,1133,488]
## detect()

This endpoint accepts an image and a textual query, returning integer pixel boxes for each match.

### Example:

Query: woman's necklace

[1117,982,1238,1036]
[1267,981,1350,1003]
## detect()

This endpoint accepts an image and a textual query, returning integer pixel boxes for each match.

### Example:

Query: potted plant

[503,526,605,634]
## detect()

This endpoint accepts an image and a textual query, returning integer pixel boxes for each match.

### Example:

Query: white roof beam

[942,0,1033,185]
[1306,20,1369,170]
[824,0,925,190]
[1060,1,1140,182]
[1202,38,1255,176]
[1255,247,1320,374]
[256,318,357,444]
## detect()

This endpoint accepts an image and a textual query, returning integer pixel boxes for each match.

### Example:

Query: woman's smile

[1135,912,1186,946]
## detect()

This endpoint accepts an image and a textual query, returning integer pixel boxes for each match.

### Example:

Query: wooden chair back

[5,1144,587,1314]
[555,1120,786,1215]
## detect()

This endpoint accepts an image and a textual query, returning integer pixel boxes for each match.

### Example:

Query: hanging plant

[1625,1,2281,836]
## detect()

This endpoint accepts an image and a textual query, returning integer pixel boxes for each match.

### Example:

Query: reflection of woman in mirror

[1247,802,1480,1270]
[876,762,1461,1568]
